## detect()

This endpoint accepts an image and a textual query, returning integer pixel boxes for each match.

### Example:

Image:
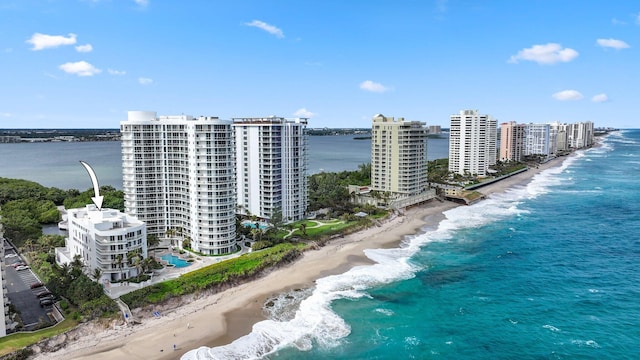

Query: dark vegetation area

[0,178,123,248]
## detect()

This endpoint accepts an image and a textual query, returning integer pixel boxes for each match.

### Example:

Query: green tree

[147,233,160,249]
[91,268,103,282]
[63,186,125,211]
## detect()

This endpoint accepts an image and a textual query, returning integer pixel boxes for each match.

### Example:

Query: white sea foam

[571,339,601,348]
[405,336,420,346]
[182,155,578,359]
[374,308,394,316]
[543,324,561,332]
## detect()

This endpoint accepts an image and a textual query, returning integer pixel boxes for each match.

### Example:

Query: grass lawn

[0,319,79,357]
[293,220,356,237]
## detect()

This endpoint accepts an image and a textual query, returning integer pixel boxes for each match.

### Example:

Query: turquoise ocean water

[184,130,640,360]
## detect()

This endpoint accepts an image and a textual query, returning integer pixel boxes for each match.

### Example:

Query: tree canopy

[308,163,371,211]
[63,185,125,211]
[0,177,67,206]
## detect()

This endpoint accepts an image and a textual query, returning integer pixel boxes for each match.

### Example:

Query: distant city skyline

[1,1,638,129]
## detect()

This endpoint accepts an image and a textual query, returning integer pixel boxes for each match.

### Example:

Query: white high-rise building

[568,121,595,149]
[371,114,428,196]
[449,110,497,177]
[121,111,237,255]
[55,205,147,282]
[233,117,308,222]
[523,123,552,159]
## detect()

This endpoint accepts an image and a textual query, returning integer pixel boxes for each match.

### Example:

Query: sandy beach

[32,156,566,360]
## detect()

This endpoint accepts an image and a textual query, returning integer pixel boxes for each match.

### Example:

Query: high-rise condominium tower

[371,114,428,195]
[524,123,552,159]
[449,109,497,177]
[500,121,525,162]
[121,111,236,255]
[233,117,308,222]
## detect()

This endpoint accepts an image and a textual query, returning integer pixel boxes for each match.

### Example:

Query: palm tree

[299,223,307,236]
[250,228,262,242]
[166,228,177,247]
[182,236,191,250]
[91,268,102,282]
[71,254,84,279]
[115,254,124,280]
[147,234,160,250]
[133,255,143,281]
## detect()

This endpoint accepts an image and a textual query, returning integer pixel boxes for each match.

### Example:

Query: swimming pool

[160,253,191,268]
[241,220,270,229]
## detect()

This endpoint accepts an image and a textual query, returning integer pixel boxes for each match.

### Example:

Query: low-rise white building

[56,205,147,283]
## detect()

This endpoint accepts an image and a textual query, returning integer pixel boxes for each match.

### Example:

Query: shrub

[251,241,272,251]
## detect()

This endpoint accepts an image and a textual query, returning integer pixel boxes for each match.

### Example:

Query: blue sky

[1,0,638,129]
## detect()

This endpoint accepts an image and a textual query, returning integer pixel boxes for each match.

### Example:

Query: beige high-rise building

[500,121,525,162]
[371,114,428,196]
[448,109,497,177]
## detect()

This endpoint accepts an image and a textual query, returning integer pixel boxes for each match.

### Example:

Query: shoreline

[32,156,567,360]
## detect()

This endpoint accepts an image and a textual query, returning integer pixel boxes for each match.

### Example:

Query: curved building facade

[121,111,236,255]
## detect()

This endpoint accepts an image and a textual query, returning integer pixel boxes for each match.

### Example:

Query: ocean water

[182,129,640,360]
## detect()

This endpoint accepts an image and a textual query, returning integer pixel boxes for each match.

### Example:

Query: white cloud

[134,0,149,7]
[508,43,579,65]
[138,77,153,85]
[637,13,640,25]
[436,0,448,13]
[75,44,93,52]
[591,93,609,103]
[612,18,626,25]
[4,48,12,53]
[359,80,390,93]
[59,61,101,76]
[596,38,630,50]
[1,112,11,117]
[27,33,77,51]
[245,20,284,38]
[293,108,315,118]
[108,69,126,75]
[552,90,583,101]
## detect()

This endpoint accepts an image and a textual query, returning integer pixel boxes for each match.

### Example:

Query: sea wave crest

[182,156,576,359]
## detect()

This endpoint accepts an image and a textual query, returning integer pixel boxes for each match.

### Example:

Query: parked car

[36,291,53,298]
[15,265,30,271]
[4,253,18,258]
[30,282,44,289]
[39,295,55,303]
[40,299,53,307]
[11,262,26,268]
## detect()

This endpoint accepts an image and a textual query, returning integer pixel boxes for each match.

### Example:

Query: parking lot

[4,239,55,331]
